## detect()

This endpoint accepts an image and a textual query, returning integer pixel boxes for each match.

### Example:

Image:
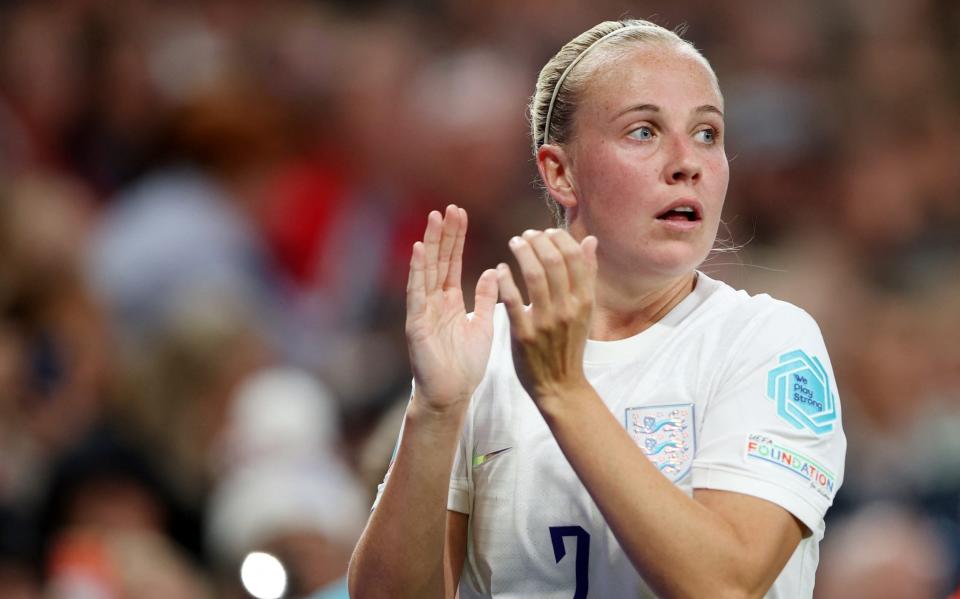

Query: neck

[589,269,696,341]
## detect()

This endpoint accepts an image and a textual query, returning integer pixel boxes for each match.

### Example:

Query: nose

[663,137,701,185]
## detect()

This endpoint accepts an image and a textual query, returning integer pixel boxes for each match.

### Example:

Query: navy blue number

[549,525,590,599]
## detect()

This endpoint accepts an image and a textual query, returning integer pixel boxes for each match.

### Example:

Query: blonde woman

[350,19,846,599]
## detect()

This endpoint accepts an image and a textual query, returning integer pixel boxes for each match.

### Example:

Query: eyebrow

[613,103,725,120]
[695,104,725,118]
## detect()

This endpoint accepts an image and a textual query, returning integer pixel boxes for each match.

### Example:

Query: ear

[536,144,578,210]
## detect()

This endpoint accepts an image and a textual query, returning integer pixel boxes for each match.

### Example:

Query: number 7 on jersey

[549,525,590,599]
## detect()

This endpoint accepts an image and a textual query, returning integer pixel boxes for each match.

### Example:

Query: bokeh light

[240,552,287,599]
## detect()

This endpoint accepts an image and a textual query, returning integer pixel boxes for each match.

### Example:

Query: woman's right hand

[406,205,499,415]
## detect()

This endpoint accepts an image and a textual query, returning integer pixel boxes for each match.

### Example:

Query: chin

[609,255,700,285]
[593,223,715,279]
[633,242,711,278]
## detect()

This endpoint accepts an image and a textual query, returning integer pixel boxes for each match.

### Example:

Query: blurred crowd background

[0,0,958,597]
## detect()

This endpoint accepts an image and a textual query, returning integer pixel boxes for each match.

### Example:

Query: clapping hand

[496,228,598,409]
[406,205,499,414]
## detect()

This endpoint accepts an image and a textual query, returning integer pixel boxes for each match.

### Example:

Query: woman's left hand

[496,229,598,410]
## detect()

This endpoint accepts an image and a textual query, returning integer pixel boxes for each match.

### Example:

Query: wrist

[409,390,470,426]
[533,377,598,422]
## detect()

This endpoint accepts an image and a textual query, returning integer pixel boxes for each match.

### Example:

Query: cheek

[691,152,729,223]
[707,153,730,197]
[577,146,659,213]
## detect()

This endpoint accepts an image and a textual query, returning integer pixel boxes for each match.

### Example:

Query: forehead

[578,43,722,118]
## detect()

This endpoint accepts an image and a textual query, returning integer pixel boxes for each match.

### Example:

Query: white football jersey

[378,272,846,598]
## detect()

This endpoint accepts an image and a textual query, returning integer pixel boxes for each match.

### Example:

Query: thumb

[473,268,499,322]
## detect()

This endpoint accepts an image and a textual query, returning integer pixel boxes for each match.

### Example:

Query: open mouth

[656,205,701,222]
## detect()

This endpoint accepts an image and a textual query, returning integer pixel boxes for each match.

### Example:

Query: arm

[495,229,802,599]
[538,383,802,598]
[445,511,469,598]
[348,206,496,599]
[348,399,470,598]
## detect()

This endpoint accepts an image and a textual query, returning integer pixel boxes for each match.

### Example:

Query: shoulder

[694,272,823,345]
[691,274,835,402]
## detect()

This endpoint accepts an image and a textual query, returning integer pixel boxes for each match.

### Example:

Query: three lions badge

[625,404,695,482]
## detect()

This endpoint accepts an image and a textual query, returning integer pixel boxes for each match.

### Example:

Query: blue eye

[629,126,654,141]
[696,128,717,144]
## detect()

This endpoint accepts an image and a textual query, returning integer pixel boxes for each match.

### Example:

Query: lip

[655,198,704,221]
[654,198,704,233]
[656,217,702,232]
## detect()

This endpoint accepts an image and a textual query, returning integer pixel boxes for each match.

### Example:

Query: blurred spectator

[816,503,952,599]
[36,423,211,598]
[87,84,289,351]
[207,367,366,598]
[111,291,270,507]
[46,529,211,599]
[0,173,111,506]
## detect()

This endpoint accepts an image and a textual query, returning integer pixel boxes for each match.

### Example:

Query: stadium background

[0,0,958,597]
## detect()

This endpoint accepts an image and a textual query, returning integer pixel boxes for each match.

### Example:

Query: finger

[547,229,589,294]
[406,241,426,316]
[444,207,468,290]
[496,263,533,340]
[473,268,498,324]
[423,210,442,292]
[527,229,570,308]
[509,234,551,313]
[436,205,459,291]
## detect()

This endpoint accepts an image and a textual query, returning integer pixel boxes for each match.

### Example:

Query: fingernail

[545,228,557,235]
[522,229,539,238]
[509,236,523,247]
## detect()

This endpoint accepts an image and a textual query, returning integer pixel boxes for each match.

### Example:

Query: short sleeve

[691,303,846,540]
[371,382,473,514]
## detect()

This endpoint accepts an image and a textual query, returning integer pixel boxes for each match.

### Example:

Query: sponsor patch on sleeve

[765,349,837,435]
[744,433,836,500]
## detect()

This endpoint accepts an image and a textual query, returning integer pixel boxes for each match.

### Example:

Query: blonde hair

[529,19,714,223]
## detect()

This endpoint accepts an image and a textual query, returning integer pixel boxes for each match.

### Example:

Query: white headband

[542,24,650,146]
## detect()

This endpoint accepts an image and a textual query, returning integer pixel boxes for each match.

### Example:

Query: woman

[349,19,846,599]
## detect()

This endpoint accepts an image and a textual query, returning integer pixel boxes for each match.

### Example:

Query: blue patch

[766,350,837,434]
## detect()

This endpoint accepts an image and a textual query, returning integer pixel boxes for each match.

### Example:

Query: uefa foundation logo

[766,350,837,435]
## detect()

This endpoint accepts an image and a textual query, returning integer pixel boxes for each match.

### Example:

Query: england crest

[625,404,695,482]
